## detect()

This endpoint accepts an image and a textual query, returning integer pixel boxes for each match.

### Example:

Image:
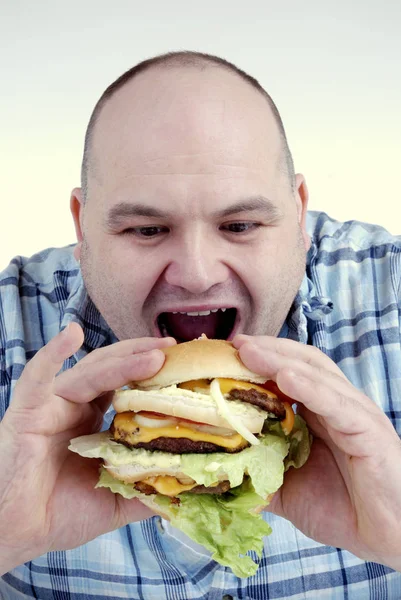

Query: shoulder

[0,246,80,412]
[1,245,78,288]
[0,245,80,342]
[306,210,401,305]
[306,210,401,254]
[0,244,80,332]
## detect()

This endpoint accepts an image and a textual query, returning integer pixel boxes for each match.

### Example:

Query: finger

[276,367,397,457]
[11,323,84,409]
[233,335,345,378]
[237,341,393,441]
[54,349,166,404]
[237,342,356,400]
[79,336,176,366]
[241,338,387,414]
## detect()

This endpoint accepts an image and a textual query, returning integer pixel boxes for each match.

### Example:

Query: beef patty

[115,436,249,454]
[228,388,286,419]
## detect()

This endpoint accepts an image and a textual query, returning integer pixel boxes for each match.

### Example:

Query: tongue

[164,312,220,341]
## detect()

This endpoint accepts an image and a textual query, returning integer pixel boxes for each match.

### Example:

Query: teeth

[169,308,230,316]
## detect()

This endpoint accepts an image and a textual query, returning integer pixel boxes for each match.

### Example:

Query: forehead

[88,66,285,213]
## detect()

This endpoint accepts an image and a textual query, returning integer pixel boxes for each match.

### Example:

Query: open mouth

[157,308,238,342]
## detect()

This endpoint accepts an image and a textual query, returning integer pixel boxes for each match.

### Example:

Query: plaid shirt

[1,211,401,599]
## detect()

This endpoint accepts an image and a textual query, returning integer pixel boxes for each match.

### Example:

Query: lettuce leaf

[180,433,288,498]
[72,415,312,577]
[155,478,272,577]
[97,468,271,578]
[265,415,313,470]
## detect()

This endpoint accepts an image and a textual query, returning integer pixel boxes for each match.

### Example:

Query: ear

[294,174,310,251]
[70,187,84,261]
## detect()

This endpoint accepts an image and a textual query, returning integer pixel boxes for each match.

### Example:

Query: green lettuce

[155,477,272,577]
[265,415,312,470]
[97,467,271,577]
[72,415,311,577]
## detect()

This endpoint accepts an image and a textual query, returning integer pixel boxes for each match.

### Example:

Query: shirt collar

[278,238,333,344]
[60,270,118,363]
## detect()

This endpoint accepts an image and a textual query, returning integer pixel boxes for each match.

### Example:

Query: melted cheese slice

[113,412,248,451]
[141,475,222,496]
[141,475,198,496]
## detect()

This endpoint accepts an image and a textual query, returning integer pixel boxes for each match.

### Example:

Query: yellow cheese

[113,412,248,450]
[142,475,197,496]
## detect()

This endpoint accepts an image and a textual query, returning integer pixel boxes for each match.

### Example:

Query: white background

[1,0,401,269]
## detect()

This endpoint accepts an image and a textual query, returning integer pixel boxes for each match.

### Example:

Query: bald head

[81,51,295,201]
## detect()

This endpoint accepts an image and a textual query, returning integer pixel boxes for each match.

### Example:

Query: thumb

[11,323,84,410]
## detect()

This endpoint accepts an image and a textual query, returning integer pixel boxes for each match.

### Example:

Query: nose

[163,230,231,294]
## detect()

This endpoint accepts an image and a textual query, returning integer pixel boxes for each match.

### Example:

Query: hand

[0,323,176,575]
[233,334,401,571]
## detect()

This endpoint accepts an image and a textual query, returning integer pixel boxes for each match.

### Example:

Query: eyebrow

[106,195,282,228]
[212,196,282,220]
[106,203,170,228]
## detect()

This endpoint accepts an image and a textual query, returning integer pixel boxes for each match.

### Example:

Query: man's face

[72,66,310,342]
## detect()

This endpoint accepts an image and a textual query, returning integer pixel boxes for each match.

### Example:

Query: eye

[122,225,169,238]
[220,222,261,234]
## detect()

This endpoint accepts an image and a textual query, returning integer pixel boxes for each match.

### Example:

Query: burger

[69,337,311,577]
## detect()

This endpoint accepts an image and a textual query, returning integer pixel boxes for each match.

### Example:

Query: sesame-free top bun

[130,338,266,389]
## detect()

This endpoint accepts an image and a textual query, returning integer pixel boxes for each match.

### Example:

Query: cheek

[98,239,167,290]
[230,239,281,281]
[231,230,303,298]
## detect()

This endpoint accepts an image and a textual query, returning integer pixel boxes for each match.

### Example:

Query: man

[0,51,400,599]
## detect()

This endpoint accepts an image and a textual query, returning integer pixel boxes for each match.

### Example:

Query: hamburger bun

[129,338,266,390]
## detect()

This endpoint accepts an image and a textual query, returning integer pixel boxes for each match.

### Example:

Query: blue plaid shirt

[1,211,401,599]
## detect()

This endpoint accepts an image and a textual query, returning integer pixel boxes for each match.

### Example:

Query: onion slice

[135,412,177,428]
[191,423,236,436]
[210,379,260,445]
